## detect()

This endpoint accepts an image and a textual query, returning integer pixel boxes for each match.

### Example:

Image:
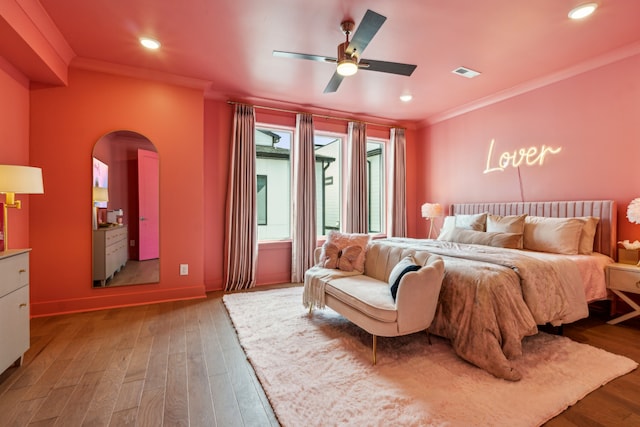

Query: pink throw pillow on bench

[319,231,370,273]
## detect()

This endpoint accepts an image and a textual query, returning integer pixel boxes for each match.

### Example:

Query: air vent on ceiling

[452,66,481,78]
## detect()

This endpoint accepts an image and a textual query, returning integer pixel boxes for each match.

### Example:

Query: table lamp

[421,202,443,239]
[0,165,44,250]
[92,186,109,230]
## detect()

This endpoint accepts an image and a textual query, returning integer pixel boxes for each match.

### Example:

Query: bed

[379,200,616,381]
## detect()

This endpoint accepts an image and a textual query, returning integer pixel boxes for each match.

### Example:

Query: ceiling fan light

[337,59,358,76]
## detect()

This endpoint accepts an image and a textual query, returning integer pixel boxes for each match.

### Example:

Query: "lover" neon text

[483,139,562,174]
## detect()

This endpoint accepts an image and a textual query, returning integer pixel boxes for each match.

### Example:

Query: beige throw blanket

[303,266,361,309]
[381,238,591,381]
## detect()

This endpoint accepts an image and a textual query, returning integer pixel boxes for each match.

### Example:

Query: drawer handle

[19,303,27,308]
[19,269,27,273]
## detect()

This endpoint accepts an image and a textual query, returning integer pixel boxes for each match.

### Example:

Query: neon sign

[483,139,562,174]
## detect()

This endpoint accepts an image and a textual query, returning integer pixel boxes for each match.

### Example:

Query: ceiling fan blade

[346,10,386,56]
[273,50,336,63]
[360,59,417,76]
[323,72,344,93]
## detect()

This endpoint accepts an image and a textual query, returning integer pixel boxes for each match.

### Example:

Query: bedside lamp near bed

[421,202,443,239]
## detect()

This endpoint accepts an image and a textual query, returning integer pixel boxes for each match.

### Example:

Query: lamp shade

[421,203,443,218]
[422,203,442,218]
[0,165,44,194]
[627,198,640,224]
[93,186,109,203]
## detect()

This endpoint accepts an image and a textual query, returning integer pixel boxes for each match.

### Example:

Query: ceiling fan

[273,9,417,93]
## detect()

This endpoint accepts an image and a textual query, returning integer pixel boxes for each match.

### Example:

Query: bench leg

[372,335,377,365]
[308,305,313,315]
[426,330,432,345]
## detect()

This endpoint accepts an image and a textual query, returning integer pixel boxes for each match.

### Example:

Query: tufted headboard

[450,200,617,259]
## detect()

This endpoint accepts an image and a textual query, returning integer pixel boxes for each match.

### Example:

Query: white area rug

[223,286,637,427]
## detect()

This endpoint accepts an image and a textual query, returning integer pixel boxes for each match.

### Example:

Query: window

[255,124,387,240]
[256,175,267,225]
[367,140,385,234]
[255,127,292,240]
[314,134,342,237]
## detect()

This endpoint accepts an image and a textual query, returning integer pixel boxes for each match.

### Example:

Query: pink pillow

[319,231,370,273]
[336,245,363,272]
[321,243,340,269]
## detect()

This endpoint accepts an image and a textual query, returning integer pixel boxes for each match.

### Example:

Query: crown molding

[70,57,211,91]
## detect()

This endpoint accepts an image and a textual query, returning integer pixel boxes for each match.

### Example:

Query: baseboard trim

[30,285,206,317]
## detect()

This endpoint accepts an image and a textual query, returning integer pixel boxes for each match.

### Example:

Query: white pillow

[388,255,420,301]
[437,216,456,240]
[455,213,487,231]
[437,213,487,240]
[523,216,584,255]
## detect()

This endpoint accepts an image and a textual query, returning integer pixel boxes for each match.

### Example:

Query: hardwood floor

[1,289,639,426]
[0,291,278,427]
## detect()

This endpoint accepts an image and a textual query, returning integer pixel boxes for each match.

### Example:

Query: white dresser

[93,226,128,286]
[0,249,30,374]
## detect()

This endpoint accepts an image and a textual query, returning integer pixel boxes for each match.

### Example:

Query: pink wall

[29,68,206,316]
[0,61,32,250]
[413,53,640,245]
[203,99,232,291]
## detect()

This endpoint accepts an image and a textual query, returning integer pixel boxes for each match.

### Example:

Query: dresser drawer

[608,268,640,293]
[0,250,30,374]
[105,227,127,245]
[0,284,30,371]
[0,252,29,298]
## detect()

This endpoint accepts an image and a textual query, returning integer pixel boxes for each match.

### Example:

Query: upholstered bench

[304,241,445,364]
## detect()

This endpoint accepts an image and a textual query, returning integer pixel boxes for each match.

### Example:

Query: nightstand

[606,263,640,325]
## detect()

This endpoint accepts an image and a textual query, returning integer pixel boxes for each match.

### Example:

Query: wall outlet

[179,264,189,276]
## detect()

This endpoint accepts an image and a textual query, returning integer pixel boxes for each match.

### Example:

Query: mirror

[92,130,159,288]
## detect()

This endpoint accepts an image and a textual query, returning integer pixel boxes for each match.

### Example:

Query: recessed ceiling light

[400,94,413,102]
[140,37,161,50]
[568,3,598,20]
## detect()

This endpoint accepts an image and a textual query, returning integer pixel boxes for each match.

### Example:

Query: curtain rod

[226,100,398,129]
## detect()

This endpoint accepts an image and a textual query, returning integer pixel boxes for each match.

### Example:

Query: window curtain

[345,121,368,233]
[291,113,317,283]
[224,104,258,291]
[389,127,407,237]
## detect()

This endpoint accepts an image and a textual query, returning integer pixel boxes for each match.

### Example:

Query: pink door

[138,149,159,260]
